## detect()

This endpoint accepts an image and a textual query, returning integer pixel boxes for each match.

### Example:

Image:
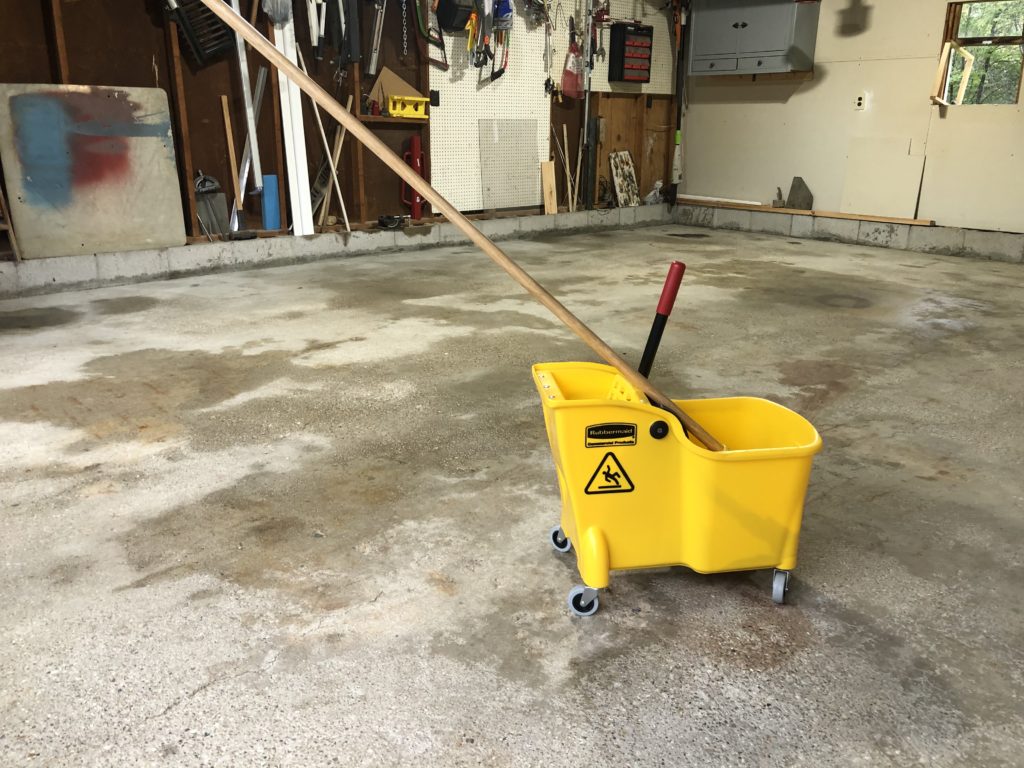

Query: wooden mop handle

[197,0,724,452]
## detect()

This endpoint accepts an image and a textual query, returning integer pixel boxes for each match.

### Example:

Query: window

[941,1,1024,105]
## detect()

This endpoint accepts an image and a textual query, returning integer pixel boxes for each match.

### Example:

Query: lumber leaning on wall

[197,0,724,452]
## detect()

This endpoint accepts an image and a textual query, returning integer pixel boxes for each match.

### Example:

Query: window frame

[937,1,1024,105]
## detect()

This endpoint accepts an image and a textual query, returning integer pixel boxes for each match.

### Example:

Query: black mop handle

[638,261,686,378]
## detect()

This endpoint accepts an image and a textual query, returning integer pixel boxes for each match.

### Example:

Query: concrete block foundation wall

[674,205,1024,264]
[0,206,674,298]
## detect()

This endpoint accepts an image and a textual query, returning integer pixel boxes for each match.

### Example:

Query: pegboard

[546,0,675,95]
[479,119,541,208]
[429,4,551,212]
[428,0,674,211]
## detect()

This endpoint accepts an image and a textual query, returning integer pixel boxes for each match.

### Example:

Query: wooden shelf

[358,114,428,126]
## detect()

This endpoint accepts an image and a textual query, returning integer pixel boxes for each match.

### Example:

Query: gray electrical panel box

[688,0,820,76]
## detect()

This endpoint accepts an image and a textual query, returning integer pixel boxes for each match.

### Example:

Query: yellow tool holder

[387,94,429,120]
[533,362,822,616]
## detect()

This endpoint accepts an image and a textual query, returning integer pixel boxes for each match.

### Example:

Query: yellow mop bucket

[533,362,822,616]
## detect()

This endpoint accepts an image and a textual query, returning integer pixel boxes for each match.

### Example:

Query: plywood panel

[840,137,925,219]
[0,84,186,258]
[815,0,947,63]
[684,57,935,209]
[918,104,1024,233]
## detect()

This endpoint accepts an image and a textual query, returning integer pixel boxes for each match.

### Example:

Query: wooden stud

[165,19,200,237]
[45,0,71,84]
[198,0,725,451]
[930,41,953,105]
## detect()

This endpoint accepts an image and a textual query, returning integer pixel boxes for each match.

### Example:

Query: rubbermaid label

[586,423,637,448]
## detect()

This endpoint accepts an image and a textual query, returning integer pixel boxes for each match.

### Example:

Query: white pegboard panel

[429,7,551,212]
[547,0,675,95]
[479,119,541,208]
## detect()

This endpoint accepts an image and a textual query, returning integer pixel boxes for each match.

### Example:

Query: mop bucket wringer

[533,362,822,616]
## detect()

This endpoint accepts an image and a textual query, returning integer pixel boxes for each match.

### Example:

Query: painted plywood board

[840,137,925,219]
[0,84,185,259]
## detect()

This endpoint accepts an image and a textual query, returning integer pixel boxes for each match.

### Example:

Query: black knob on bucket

[650,421,669,440]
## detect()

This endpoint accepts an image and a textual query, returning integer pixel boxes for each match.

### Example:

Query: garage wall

[681,0,1024,233]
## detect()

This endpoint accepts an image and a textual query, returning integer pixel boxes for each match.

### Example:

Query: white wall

[682,0,1024,233]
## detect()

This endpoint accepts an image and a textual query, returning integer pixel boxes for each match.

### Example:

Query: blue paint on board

[11,95,73,208]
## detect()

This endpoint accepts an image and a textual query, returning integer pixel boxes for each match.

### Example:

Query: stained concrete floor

[0,225,1022,766]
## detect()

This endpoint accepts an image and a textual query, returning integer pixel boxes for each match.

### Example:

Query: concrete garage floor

[1,225,1022,766]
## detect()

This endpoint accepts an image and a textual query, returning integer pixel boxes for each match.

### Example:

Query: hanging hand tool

[561,16,583,98]
[413,0,448,70]
[367,0,387,75]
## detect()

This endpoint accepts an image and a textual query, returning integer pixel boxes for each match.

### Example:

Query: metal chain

[401,0,409,57]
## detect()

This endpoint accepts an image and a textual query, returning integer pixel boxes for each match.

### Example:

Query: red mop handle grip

[656,261,686,316]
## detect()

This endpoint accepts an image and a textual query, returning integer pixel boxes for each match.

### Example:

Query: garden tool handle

[198,0,725,452]
[657,261,686,316]
[639,261,685,379]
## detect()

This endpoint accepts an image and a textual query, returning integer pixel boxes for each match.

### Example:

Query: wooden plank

[352,63,368,220]
[165,19,200,237]
[954,43,974,105]
[221,95,243,211]
[930,41,952,104]
[540,160,557,215]
[45,0,71,84]
[199,0,724,451]
[676,197,935,226]
[562,124,573,212]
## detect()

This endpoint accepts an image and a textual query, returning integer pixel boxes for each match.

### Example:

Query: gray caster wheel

[772,569,790,605]
[549,526,572,553]
[567,585,599,617]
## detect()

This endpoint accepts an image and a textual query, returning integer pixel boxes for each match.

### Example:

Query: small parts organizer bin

[533,362,822,616]
[609,23,654,83]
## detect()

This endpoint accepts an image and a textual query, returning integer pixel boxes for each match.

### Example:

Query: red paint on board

[70,135,130,186]
[49,89,140,188]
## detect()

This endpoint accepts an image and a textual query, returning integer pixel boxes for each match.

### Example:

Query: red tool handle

[656,261,686,316]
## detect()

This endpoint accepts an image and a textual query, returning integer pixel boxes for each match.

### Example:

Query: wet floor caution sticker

[584,452,634,495]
